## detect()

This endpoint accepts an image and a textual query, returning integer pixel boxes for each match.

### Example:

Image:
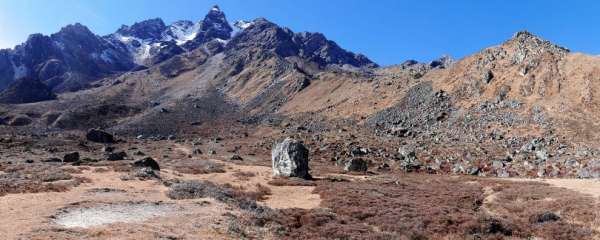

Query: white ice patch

[53,40,66,50]
[215,38,228,44]
[165,22,200,45]
[234,20,254,30]
[112,33,153,65]
[53,203,175,228]
[100,50,114,63]
[11,60,27,79]
[232,20,254,37]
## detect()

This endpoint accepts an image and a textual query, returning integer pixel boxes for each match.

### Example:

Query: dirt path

[509,178,600,198]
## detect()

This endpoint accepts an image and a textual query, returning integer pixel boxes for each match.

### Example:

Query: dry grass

[481,180,597,240]
[230,174,600,240]
[267,177,317,186]
[171,160,226,174]
[232,171,256,181]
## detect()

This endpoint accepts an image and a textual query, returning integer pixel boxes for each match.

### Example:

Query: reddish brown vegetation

[268,177,317,187]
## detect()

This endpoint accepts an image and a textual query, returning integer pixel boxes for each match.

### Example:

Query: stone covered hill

[3,8,600,179]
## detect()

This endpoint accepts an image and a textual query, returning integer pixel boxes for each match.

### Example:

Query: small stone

[63,152,80,163]
[531,212,560,224]
[102,146,114,153]
[86,129,115,143]
[230,154,243,161]
[43,157,63,163]
[344,158,368,172]
[107,151,127,161]
[133,157,160,171]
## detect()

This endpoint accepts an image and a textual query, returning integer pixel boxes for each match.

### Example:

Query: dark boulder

[229,154,243,161]
[531,212,560,224]
[344,158,368,172]
[133,157,160,171]
[86,129,115,143]
[107,151,127,161]
[63,152,80,162]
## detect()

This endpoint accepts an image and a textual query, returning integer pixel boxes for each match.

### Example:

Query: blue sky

[0,0,599,65]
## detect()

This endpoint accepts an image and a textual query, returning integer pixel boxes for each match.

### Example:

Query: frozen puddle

[53,202,175,228]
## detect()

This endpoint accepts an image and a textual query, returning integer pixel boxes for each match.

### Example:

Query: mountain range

[3,5,600,180]
[0,5,374,93]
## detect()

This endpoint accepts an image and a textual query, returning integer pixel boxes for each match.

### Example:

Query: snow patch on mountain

[11,60,28,79]
[163,21,201,45]
[232,20,254,37]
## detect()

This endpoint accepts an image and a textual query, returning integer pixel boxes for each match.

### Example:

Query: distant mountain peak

[211,5,221,12]
[117,18,167,40]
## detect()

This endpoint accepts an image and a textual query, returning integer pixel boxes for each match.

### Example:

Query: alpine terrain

[1,5,600,240]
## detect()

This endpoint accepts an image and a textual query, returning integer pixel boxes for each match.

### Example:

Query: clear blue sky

[0,0,599,66]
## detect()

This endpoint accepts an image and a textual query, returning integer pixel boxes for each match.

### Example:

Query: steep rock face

[116,18,167,40]
[0,77,56,104]
[182,5,233,50]
[0,50,15,90]
[3,24,135,92]
[293,32,376,68]
[225,18,376,69]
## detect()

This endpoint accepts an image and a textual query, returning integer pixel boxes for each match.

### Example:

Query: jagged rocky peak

[200,5,233,39]
[55,23,94,37]
[52,23,105,51]
[227,17,376,68]
[117,18,167,40]
[429,55,454,69]
[505,31,570,63]
[183,4,233,49]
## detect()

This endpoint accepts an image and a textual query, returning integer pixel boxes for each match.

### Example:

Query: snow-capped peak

[234,20,254,30]
[163,20,200,45]
[211,5,221,12]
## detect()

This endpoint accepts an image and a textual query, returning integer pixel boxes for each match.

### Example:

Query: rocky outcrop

[182,5,233,50]
[226,18,376,69]
[272,138,311,179]
[86,129,116,143]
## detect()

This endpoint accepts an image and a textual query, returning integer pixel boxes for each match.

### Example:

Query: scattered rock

[43,157,63,163]
[344,158,368,172]
[133,167,160,180]
[63,152,80,163]
[192,148,203,155]
[229,154,243,161]
[102,146,114,153]
[531,212,560,224]
[107,151,128,161]
[133,157,160,171]
[272,138,311,179]
[133,150,145,156]
[86,129,115,143]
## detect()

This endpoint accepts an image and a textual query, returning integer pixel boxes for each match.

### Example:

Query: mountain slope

[0,76,55,104]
